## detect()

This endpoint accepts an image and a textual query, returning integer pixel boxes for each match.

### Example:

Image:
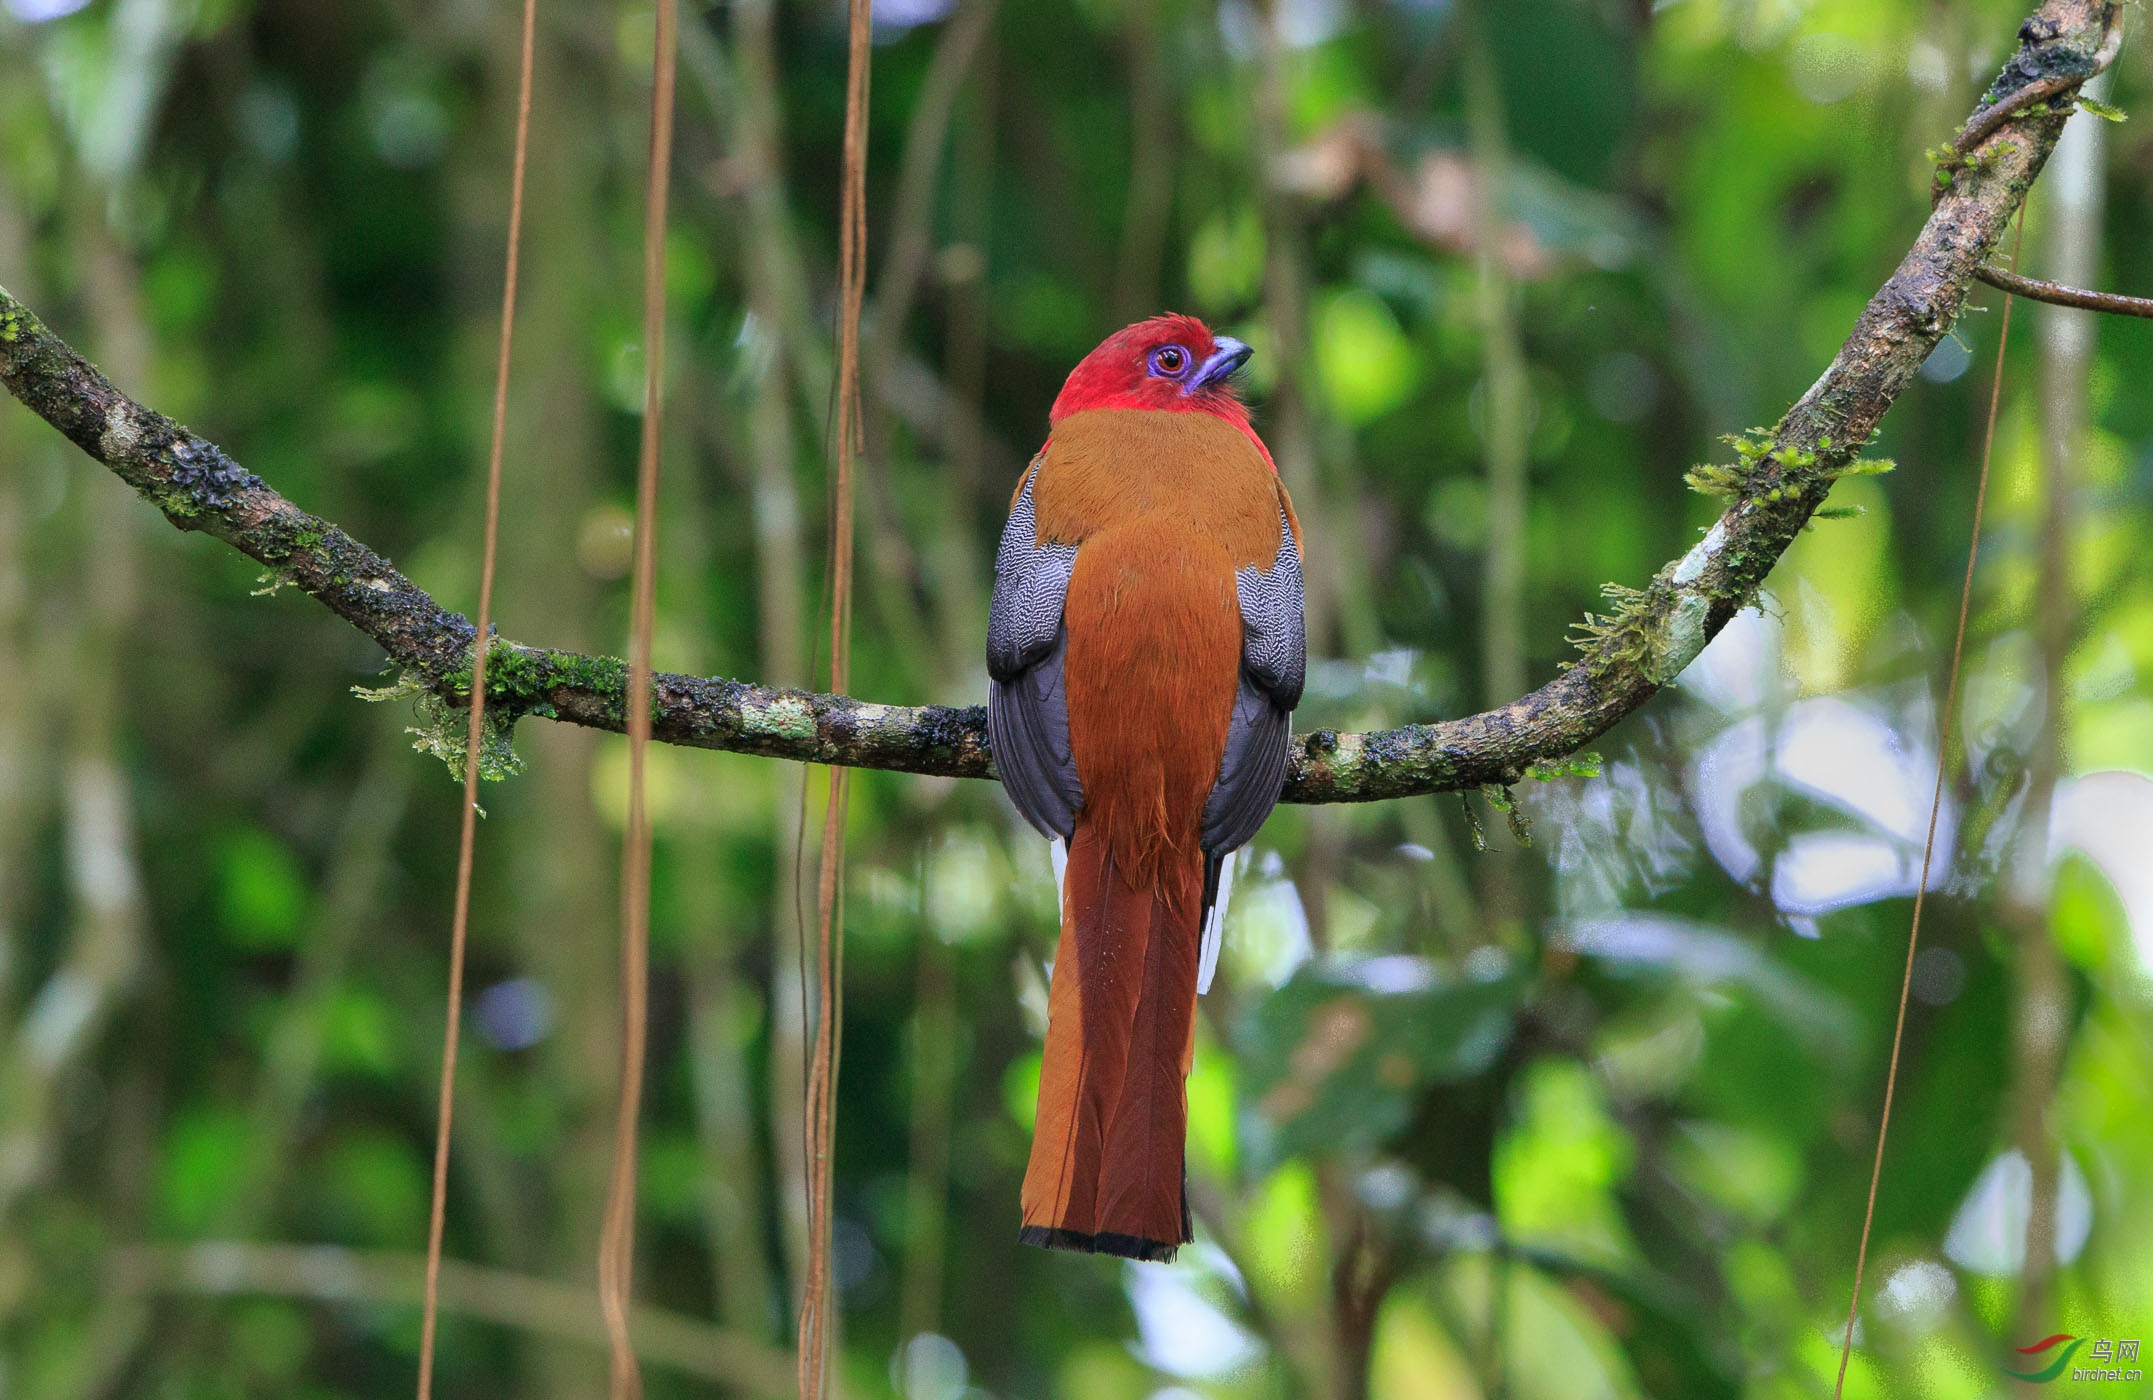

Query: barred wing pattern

[1201,504,1304,855]
[987,465,1082,841]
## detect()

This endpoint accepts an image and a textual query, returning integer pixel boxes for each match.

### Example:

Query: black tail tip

[1018,1224,1181,1264]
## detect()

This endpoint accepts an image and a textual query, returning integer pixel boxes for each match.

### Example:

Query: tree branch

[1975,263,2153,318]
[0,0,2119,804]
[108,1241,794,1395]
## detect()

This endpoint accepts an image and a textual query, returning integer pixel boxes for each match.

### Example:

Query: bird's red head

[1049,314,1256,428]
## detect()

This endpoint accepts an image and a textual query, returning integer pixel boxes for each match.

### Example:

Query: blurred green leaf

[1003,1049,1042,1132]
[231,1301,311,1383]
[1434,1254,1649,1400]
[2051,853,2127,973]
[639,1133,707,1225]
[218,829,309,952]
[156,1106,256,1235]
[1187,1035,1237,1178]
[1187,204,1266,313]
[1055,1341,1152,1400]
[1244,1161,1329,1311]
[1369,1289,1480,1400]
[1493,1058,1636,1269]
[1667,1120,1802,1226]
[319,986,399,1080]
[319,1131,428,1247]
[1315,289,1421,427]
[1240,964,1523,1169]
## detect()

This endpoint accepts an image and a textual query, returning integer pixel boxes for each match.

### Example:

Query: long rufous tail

[1020,817,1201,1262]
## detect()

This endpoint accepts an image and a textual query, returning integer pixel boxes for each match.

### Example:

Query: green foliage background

[2,0,2152,1396]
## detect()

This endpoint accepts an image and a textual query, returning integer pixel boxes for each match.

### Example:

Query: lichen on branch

[0,0,2121,805]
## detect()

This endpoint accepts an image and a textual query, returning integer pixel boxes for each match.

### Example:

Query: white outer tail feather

[1197,848,1240,994]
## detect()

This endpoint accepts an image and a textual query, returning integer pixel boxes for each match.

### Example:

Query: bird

[988,313,1305,1262]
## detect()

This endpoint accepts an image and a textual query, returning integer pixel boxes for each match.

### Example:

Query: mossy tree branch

[0,0,2119,804]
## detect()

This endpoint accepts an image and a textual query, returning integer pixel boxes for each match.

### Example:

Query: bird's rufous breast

[1027,408,1286,566]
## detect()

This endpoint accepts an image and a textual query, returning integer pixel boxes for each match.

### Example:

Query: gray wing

[987,467,1082,840]
[1200,506,1304,857]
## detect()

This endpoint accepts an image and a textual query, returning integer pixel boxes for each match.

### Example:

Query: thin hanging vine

[599,1,680,1395]
[415,0,537,1395]
[798,5,873,1398]
[1832,215,2025,1398]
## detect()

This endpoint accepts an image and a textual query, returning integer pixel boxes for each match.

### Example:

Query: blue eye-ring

[1148,345,1190,377]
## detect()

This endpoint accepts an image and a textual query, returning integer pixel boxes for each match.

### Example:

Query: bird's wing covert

[988,463,1082,840]
[1237,502,1305,712]
[1200,502,1305,857]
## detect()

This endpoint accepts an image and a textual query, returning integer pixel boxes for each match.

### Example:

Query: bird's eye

[1150,345,1189,377]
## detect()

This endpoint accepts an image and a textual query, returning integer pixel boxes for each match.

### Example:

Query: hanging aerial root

[417,0,538,1393]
